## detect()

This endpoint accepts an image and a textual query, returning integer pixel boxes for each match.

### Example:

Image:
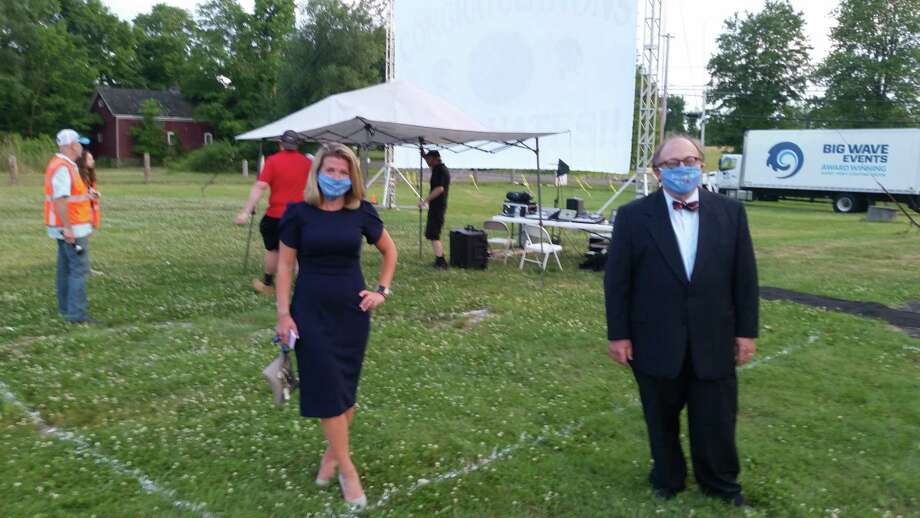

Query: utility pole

[700,89,707,148]
[658,33,673,144]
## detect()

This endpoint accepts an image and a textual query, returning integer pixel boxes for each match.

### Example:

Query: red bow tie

[672,200,699,211]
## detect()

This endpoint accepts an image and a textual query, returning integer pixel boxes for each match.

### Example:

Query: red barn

[88,87,213,164]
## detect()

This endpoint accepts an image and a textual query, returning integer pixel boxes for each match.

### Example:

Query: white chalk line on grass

[1,333,828,516]
[740,334,820,370]
[0,321,195,350]
[0,380,213,518]
[360,421,583,514]
[353,335,822,515]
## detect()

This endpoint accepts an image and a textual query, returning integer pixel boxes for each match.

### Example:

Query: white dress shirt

[663,188,700,280]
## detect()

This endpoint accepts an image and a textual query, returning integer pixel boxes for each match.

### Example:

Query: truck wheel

[832,193,864,213]
[909,195,920,214]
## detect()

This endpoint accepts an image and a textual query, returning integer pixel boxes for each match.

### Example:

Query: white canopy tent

[236,80,553,149]
[236,80,561,266]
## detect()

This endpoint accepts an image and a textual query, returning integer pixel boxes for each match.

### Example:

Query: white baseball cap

[56,129,83,146]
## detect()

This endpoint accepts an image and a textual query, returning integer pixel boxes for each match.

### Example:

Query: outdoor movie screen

[394,0,637,173]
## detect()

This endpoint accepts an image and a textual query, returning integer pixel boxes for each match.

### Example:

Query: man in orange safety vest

[44,129,97,324]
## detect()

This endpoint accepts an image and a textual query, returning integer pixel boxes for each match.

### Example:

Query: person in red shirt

[235,130,313,294]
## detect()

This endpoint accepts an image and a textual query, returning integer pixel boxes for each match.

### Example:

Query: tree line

[1,0,916,158]
[0,0,385,142]
[699,0,919,149]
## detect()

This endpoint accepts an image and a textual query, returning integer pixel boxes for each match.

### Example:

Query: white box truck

[716,129,920,213]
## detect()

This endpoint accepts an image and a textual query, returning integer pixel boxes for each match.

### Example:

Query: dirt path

[761,286,920,338]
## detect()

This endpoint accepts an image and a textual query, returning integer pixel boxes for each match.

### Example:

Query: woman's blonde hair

[304,143,365,210]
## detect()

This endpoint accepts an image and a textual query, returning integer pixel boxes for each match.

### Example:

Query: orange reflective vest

[44,156,92,228]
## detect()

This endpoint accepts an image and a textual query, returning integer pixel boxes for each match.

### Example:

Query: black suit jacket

[604,189,759,380]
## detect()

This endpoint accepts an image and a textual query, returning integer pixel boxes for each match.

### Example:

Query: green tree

[252,0,297,115]
[129,99,167,160]
[185,0,296,139]
[706,0,812,149]
[664,95,687,134]
[133,4,198,90]
[0,0,98,136]
[277,0,385,115]
[685,111,701,137]
[815,0,920,127]
[58,0,142,86]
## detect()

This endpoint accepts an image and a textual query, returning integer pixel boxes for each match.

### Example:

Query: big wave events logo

[766,141,804,179]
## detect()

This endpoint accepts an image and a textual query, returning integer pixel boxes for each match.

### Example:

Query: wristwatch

[376,284,392,298]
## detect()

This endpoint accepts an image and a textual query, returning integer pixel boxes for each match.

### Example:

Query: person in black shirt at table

[418,150,451,269]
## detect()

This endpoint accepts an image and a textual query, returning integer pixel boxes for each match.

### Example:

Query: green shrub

[0,133,57,175]
[93,156,116,169]
[129,99,167,162]
[170,140,240,173]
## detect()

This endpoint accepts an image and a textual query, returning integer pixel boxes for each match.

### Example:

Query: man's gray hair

[651,134,705,168]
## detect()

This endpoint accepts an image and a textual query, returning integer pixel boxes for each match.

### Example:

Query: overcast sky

[660,0,839,111]
[104,0,839,112]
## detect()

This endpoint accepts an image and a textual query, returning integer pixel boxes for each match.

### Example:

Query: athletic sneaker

[252,278,275,295]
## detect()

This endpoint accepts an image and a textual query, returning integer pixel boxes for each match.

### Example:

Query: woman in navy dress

[275,143,397,510]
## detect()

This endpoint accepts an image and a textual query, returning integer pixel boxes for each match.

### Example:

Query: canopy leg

[535,137,544,288]
[359,144,369,186]
[418,140,424,259]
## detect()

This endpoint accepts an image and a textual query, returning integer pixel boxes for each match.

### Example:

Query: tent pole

[359,144,369,186]
[536,137,544,288]
[258,140,264,174]
[418,139,424,259]
[555,165,562,208]
[361,127,373,192]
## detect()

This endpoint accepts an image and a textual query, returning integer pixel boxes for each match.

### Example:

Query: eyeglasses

[655,156,703,169]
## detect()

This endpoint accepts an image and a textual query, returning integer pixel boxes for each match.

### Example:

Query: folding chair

[519,224,563,271]
[483,220,514,263]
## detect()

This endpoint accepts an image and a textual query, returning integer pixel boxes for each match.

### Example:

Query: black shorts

[260,215,281,251]
[425,209,445,241]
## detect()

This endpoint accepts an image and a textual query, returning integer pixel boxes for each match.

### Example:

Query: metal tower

[383,1,398,208]
[634,0,662,198]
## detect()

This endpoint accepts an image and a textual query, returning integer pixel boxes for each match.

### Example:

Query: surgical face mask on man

[317,173,352,199]
[658,165,701,195]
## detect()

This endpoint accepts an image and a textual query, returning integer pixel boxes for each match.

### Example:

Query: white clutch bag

[262,330,299,406]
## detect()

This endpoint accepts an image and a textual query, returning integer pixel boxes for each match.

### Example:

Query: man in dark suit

[604,135,758,507]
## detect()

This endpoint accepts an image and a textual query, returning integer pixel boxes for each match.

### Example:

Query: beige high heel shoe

[315,458,337,487]
[338,473,367,511]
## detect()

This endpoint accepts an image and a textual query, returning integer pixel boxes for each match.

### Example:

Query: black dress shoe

[700,486,750,508]
[729,493,752,508]
[652,487,676,501]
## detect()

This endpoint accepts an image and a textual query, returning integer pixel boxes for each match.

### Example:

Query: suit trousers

[632,350,741,498]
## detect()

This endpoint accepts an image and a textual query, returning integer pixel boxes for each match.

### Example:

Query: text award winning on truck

[716,129,920,214]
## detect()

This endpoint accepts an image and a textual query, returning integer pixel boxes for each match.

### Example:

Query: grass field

[1,168,918,517]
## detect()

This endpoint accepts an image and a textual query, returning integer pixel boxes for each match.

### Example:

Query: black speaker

[449,228,488,269]
[506,191,532,204]
[566,197,584,214]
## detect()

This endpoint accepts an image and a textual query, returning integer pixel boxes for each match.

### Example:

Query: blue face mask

[659,165,701,195]
[317,173,352,199]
